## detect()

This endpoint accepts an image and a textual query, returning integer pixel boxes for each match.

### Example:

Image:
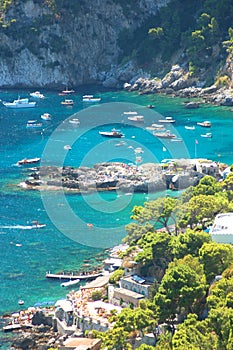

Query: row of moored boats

[1,90,102,109]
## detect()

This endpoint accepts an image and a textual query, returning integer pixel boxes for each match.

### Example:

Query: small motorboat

[145,126,156,131]
[64,145,72,150]
[153,130,176,139]
[41,113,52,121]
[18,300,24,305]
[69,118,80,125]
[26,120,42,128]
[17,157,41,166]
[171,138,183,142]
[197,121,212,127]
[30,91,45,99]
[135,156,142,164]
[61,278,80,287]
[151,123,165,130]
[82,95,101,102]
[61,99,74,106]
[128,115,144,122]
[115,141,126,147]
[201,132,212,138]
[59,87,75,95]
[99,129,124,138]
[31,220,46,229]
[123,111,138,115]
[185,125,195,130]
[134,147,144,154]
[158,116,175,123]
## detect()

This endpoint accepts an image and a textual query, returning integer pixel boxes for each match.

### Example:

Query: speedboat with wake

[99,129,124,138]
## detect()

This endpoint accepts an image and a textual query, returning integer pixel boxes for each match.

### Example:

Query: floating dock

[45,272,103,281]
[3,323,33,332]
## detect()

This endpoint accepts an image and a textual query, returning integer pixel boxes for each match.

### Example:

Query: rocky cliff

[0,0,169,89]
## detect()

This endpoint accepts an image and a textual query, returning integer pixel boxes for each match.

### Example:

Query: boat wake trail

[0,224,46,230]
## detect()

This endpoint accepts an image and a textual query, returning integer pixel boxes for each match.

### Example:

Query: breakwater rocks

[124,64,233,107]
[19,161,205,194]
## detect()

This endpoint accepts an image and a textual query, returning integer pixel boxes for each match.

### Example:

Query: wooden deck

[45,272,103,281]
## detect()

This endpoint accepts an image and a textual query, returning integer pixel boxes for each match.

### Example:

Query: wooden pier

[45,272,103,281]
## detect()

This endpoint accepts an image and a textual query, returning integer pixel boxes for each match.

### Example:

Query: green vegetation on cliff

[1,0,233,88]
[90,171,233,349]
[117,0,233,80]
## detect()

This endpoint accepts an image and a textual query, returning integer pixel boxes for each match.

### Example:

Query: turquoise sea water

[0,87,233,325]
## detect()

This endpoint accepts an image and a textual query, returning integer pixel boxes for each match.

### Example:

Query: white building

[210,213,233,243]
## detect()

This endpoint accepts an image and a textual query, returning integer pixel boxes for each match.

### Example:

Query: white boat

[61,278,80,287]
[128,115,144,122]
[99,129,124,138]
[123,111,138,115]
[17,157,40,166]
[135,156,142,163]
[158,116,175,123]
[31,221,46,229]
[32,224,46,229]
[30,91,45,99]
[69,118,80,124]
[41,113,52,121]
[201,132,212,138]
[59,87,75,95]
[64,145,72,150]
[171,138,183,142]
[197,121,212,127]
[151,123,165,130]
[145,126,156,131]
[82,95,101,102]
[153,130,176,139]
[18,300,24,305]
[134,147,144,154]
[3,98,36,108]
[26,120,42,128]
[61,99,74,106]
[115,141,126,147]
[185,125,195,130]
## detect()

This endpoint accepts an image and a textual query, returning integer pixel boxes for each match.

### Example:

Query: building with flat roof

[59,337,101,350]
[119,275,152,298]
[210,213,233,243]
[113,287,145,307]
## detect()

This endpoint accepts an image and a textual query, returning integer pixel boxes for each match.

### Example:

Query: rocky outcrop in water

[19,161,210,193]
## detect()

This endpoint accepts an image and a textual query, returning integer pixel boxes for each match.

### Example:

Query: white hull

[30,91,44,99]
[3,98,36,108]
[61,278,80,287]
[3,102,36,108]
[83,95,101,102]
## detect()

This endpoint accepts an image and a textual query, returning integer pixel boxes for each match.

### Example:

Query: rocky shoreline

[123,64,233,107]
[18,160,213,194]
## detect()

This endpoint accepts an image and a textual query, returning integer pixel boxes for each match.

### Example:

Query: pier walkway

[45,272,103,281]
